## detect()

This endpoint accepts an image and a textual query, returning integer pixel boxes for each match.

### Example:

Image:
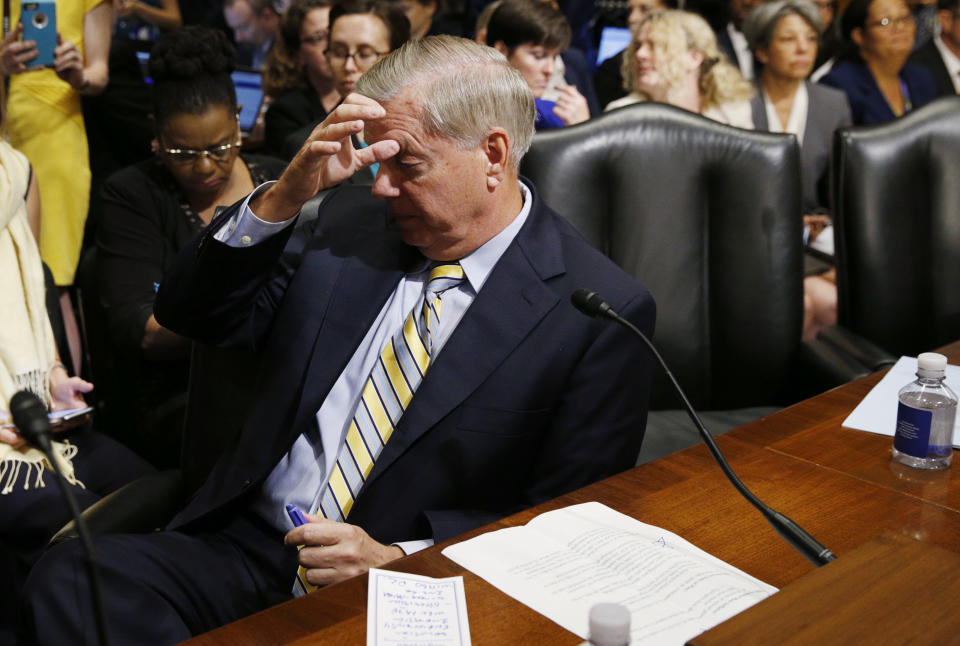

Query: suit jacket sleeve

[153,196,305,351]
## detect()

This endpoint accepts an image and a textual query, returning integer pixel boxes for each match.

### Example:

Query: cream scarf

[0,141,81,494]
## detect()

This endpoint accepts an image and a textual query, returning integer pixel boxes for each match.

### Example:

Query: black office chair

[832,95,960,357]
[521,102,871,461]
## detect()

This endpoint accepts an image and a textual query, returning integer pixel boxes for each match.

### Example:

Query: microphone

[571,289,836,567]
[10,390,53,450]
[9,391,112,646]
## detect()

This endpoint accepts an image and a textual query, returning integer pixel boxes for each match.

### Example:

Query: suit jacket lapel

[286,255,406,442]
[362,191,566,486]
[750,81,768,130]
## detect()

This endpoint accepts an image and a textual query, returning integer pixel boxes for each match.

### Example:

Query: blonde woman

[606,9,755,128]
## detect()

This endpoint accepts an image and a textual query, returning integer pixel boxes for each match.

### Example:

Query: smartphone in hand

[21,1,57,68]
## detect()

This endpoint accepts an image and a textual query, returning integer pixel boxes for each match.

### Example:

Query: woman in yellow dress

[0,1,111,287]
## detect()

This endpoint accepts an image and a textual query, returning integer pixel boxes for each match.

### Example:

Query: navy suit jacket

[908,40,958,98]
[819,57,938,125]
[155,182,656,545]
[750,81,852,212]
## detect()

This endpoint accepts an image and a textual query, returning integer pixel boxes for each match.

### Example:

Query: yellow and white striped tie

[293,263,464,595]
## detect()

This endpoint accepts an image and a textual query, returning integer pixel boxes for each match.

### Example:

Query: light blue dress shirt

[214,181,533,554]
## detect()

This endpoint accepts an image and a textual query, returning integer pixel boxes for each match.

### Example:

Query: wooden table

[184,341,960,646]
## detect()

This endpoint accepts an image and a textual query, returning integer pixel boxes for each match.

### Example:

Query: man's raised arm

[154,95,399,348]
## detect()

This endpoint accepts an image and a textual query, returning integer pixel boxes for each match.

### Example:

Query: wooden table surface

[184,341,960,646]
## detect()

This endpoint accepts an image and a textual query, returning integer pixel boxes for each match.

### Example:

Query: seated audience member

[607,10,755,128]
[819,0,937,124]
[486,0,591,128]
[399,0,465,39]
[744,0,852,213]
[907,0,960,96]
[278,0,410,159]
[263,0,340,157]
[744,0,851,340]
[718,0,765,79]
[595,0,673,110]
[0,136,154,646]
[225,0,281,68]
[23,35,656,645]
[95,27,286,467]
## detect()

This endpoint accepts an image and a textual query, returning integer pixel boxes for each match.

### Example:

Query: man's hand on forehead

[251,94,399,222]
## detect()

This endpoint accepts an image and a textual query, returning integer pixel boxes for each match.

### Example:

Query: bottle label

[894,403,933,457]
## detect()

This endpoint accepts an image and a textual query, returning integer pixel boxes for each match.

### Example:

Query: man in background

[224,0,281,68]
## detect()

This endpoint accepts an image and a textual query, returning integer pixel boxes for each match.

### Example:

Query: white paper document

[441,502,776,645]
[367,568,471,646]
[842,356,960,447]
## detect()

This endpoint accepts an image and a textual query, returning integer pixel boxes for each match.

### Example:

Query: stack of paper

[442,502,776,645]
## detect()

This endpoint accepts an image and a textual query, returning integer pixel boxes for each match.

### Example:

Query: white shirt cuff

[392,538,435,556]
[214,180,296,247]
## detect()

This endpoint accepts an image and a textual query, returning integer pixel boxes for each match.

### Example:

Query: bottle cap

[588,602,631,646]
[918,352,948,377]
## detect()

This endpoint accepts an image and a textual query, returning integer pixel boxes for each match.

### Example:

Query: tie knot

[425,263,464,296]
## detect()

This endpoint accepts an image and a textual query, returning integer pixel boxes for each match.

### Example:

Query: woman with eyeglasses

[818,0,937,123]
[275,0,410,160]
[263,0,339,158]
[94,27,285,467]
[327,0,410,99]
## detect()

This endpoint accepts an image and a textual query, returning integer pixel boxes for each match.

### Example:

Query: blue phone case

[21,1,57,68]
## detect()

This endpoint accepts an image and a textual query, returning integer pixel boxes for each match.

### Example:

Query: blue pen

[286,504,308,527]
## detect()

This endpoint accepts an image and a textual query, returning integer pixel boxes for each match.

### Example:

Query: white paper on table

[366,568,471,646]
[842,356,960,447]
[441,502,776,646]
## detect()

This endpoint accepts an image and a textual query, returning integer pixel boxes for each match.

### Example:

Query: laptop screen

[232,70,265,134]
[596,26,632,65]
[135,52,264,134]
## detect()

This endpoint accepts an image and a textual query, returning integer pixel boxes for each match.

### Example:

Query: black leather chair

[521,102,871,460]
[832,95,960,357]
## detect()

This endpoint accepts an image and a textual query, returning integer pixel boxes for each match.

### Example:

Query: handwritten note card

[367,568,472,646]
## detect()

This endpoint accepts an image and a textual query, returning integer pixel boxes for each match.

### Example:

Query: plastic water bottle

[577,602,631,646]
[892,353,957,469]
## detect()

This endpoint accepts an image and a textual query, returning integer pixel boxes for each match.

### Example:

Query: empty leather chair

[522,102,805,411]
[832,95,960,357]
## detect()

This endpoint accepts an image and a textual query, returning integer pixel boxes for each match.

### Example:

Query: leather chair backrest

[521,102,803,409]
[833,95,960,356]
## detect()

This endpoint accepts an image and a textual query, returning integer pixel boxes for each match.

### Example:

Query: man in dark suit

[716,0,764,79]
[908,0,960,96]
[22,36,655,645]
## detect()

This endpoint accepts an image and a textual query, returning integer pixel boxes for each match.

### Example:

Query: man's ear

[482,128,511,189]
[492,40,509,56]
